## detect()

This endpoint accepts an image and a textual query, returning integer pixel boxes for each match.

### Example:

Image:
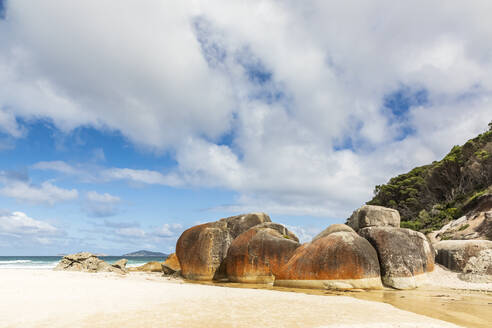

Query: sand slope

[0,269,462,328]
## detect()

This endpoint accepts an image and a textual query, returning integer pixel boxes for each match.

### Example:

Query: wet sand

[191,280,491,328]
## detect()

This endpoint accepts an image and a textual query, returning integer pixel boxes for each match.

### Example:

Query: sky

[0,1,491,255]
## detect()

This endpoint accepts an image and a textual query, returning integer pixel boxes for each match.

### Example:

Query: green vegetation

[458,224,470,231]
[368,123,492,233]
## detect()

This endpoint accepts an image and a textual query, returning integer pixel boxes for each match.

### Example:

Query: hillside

[121,250,167,257]
[367,122,492,233]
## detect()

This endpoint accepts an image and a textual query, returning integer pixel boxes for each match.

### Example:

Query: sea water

[0,256,168,269]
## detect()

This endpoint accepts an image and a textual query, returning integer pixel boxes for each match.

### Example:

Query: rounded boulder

[359,227,435,289]
[275,229,382,290]
[176,213,271,280]
[224,222,300,283]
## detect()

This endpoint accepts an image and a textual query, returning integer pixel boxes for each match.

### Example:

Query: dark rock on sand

[275,227,382,290]
[224,222,300,283]
[176,213,271,281]
[359,227,435,289]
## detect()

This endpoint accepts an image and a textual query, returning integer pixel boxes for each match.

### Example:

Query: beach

[0,269,484,328]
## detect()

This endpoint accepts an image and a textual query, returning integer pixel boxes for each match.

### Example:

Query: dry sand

[0,269,466,328]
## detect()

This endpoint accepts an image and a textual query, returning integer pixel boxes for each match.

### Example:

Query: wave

[0,260,33,264]
[0,264,57,269]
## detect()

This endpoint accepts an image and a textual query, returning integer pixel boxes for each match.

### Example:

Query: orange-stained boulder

[275,229,383,290]
[359,227,434,289]
[128,261,163,272]
[312,224,356,242]
[162,253,181,275]
[176,213,271,280]
[224,222,300,283]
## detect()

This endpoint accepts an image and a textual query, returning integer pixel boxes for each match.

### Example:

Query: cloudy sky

[0,1,491,255]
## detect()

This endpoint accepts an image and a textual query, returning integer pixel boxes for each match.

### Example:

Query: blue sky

[1,1,491,255]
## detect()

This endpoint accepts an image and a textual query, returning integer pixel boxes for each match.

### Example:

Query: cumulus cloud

[0,108,24,137]
[0,171,78,205]
[83,191,121,218]
[0,211,57,236]
[155,223,183,238]
[3,1,492,218]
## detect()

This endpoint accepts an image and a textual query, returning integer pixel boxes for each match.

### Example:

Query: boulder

[312,224,356,242]
[128,261,163,272]
[275,229,383,290]
[162,253,181,275]
[347,205,400,231]
[224,222,300,283]
[434,240,492,282]
[176,213,271,280]
[359,227,434,289]
[54,252,126,274]
[112,259,128,270]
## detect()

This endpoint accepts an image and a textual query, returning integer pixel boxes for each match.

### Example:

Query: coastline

[1,268,489,328]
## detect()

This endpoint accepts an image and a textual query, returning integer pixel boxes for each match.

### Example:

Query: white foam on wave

[0,260,60,269]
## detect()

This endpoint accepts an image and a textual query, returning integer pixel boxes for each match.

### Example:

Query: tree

[489,121,492,131]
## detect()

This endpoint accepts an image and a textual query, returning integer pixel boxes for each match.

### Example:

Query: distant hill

[122,250,168,257]
[367,122,492,233]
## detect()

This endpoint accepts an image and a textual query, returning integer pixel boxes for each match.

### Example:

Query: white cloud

[2,1,492,218]
[0,108,24,137]
[0,179,78,205]
[86,191,120,203]
[155,223,183,238]
[0,211,57,235]
[101,168,181,186]
[283,224,322,244]
[32,161,81,175]
[84,191,121,218]
[115,227,146,238]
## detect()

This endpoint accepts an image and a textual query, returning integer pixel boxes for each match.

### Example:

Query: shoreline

[0,268,474,328]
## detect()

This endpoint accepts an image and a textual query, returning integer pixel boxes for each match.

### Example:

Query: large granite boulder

[275,228,383,290]
[434,240,492,282]
[312,224,356,242]
[128,261,163,272]
[162,253,181,275]
[176,213,271,280]
[54,252,126,274]
[224,222,300,283]
[347,205,400,231]
[359,227,434,289]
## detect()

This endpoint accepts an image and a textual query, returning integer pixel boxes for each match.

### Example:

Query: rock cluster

[429,210,492,242]
[54,252,127,274]
[172,208,438,290]
[434,240,492,283]
[176,213,271,280]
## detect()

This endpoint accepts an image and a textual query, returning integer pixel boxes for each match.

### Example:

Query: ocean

[0,256,169,269]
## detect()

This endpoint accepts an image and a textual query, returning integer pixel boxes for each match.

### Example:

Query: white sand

[0,269,463,328]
